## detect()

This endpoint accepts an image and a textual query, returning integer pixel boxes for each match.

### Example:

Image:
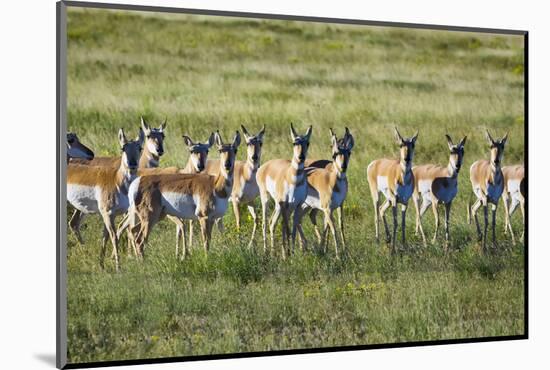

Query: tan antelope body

[257,124,312,258]
[412,135,466,246]
[297,128,354,257]
[205,125,265,247]
[127,132,240,257]
[66,129,144,270]
[303,159,346,246]
[175,133,215,255]
[66,132,95,162]
[501,164,525,243]
[367,127,418,250]
[468,130,507,250]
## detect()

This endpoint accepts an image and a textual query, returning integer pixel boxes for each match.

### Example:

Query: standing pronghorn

[70,117,166,169]
[205,125,265,247]
[468,130,508,250]
[66,128,144,271]
[257,123,312,258]
[367,127,418,251]
[176,133,216,254]
[66,132,94,162]
[127,131,241,257]
[501,164,525,244]
[296,128,354,257]
[412,134,467,247]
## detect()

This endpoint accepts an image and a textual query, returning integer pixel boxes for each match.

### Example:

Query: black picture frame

[57,1,528,368]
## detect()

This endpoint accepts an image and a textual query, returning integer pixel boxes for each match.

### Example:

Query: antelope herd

[66,119,525,270]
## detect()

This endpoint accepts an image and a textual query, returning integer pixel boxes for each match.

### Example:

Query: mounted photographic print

[57,1,527,368]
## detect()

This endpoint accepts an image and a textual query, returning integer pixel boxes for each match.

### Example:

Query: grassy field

[65,8,525,364]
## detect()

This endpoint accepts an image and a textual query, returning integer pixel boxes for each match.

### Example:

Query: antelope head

[215,130,241,178]
[241,124,265,169]
[485,130,508,168]
[394,126,418,168]
[182,132,215,173]
[330,127,354,174]
[66,132,94,160]
[119,128,144,174]
[290,123,313,165]
[140,116,166,157]
[445,134,467,174]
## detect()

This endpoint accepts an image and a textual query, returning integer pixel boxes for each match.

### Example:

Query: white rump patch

[266,176,277,199]
[377,176,391,198]
[418,179,432,195]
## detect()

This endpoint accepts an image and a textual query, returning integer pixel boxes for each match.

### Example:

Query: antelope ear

[394,126,404,144]
[182,135,194,147]
[501,132,509,145]
[257,125,266,141]
[159,118,167,132]
[345,127,351,138]
[240,125,250,141]
[206,132,216,148]
[233,131,241,148]
[290,123,297,141]
[329,128,338,147]
[137,128,145,146]
[214,131,223,147]
[445,134,454,150]
[459,135,467,148]
[305,125,313,140]
[140,116,151,136]
[346,132,355,150]
[411,130,419,144]
[485,130,495,145]
[118,128,128,148]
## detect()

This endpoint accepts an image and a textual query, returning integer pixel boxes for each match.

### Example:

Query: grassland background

[65,8,525,364]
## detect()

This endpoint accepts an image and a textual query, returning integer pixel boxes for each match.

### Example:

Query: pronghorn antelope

[205,125,265,247]
[468,130,508,250]
[115,132,215,258]
[412,134,467,247]
[127,131,241,257]
[71,116,166,169]
[66,128,144,271]
[67,132,94,162]
[501,164,525,244]
[367,127,418,250]
[176,133,216,255]
[257,123,312,258]
[296,128,354,257]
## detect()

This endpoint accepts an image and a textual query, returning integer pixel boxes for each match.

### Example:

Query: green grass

[65,8,525,364]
